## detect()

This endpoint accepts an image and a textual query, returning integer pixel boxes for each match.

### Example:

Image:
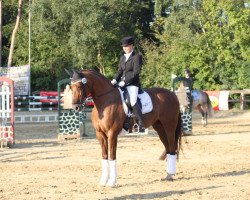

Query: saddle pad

[138,91,153,114]
[118,88,153,116]
[192,90,203,105]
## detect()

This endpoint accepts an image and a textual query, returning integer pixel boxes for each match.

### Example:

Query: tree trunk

[97,47,105,75]
[7,0,22,67]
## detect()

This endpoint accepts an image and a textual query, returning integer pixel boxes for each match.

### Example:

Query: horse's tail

[159,112,183,160]
[205,92,214,117]
[175,112,183,160]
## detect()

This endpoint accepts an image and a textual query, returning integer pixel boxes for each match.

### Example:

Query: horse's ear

[72,69,81,75]
[76,69,82,74]
[65,68,73,77]
[73,69,83,76]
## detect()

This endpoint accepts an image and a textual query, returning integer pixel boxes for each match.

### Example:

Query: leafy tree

[143,0,250,90]
[197,0,250,89]
[143,0,201,89]
[67,0,153,77]
[2,0,249,92]
[11,0,153,91]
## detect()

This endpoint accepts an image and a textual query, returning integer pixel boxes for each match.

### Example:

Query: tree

[142,0,250,90]
[2,0,249,92]
[10,0,153,91]
[68,0,153,76]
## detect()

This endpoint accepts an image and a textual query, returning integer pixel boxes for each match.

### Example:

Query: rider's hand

[111,79,117,85]
[118,81,125,87]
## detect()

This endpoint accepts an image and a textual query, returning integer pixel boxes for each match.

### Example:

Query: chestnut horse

[67,69,183,187]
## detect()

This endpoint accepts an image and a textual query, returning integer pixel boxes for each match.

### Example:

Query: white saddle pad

[192,90,202,102]
[118,88,153,116]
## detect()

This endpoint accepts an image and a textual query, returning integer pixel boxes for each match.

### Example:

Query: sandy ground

[0,110,250,200]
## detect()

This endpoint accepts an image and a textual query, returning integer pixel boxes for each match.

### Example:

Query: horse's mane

[83,69,111,83]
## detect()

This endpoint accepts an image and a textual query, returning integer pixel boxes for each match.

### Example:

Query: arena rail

[228,90,250,110]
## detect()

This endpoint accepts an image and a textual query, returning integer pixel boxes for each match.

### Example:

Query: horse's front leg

[106,133,118,187]
[96,131,109,186]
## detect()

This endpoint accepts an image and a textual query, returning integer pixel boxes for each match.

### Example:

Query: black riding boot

[132,103,144,128]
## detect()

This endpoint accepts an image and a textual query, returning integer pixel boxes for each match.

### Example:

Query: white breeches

[126,85,139,106]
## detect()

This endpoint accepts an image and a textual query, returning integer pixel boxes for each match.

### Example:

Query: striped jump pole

[0,77,14,148]
[14,95,59,100]
[14,95,59,111]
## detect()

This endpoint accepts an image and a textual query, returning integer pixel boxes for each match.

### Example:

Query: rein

[71,78,116,101]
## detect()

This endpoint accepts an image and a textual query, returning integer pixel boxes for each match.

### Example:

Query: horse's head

[66,69,89,112]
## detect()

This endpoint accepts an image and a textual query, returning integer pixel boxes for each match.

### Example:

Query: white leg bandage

[107,160,117,187]
[167,154,177,175]
[99,159,109,186]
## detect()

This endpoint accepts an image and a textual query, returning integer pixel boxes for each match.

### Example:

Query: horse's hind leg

[203,108,208,126]
[197,105,207,126]
[152,121,177,180]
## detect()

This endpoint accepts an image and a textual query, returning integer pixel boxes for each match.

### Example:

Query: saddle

[118,87,153,131]
[119,87,152,115]
[121,87,143,111]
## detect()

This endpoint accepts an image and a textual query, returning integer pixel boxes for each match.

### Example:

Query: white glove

[111,79,117,85]
[118,81,125,87]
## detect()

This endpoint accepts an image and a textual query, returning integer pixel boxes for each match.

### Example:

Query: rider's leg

[132,102,144,127]
[127,86,144,127]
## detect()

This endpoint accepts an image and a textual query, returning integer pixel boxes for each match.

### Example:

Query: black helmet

[184,69,191,74]
[121,36,134,47]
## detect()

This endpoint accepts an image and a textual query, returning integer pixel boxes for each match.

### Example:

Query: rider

[182,68,195,109]
[111,36,144,128]
[184,68,194,90]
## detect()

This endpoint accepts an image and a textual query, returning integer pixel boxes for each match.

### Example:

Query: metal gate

[0,77,14,148]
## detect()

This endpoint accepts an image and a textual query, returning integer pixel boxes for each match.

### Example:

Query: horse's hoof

[183,131,193,136]
[99,180,107,186]
[161,174,175,181]
[99,177,109,186]
[166,174,174,181]
[106,180,117,187]
[119,129,128,136]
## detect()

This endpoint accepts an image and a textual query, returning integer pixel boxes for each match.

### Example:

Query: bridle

[71,77,88,107]
[71,76,117,111]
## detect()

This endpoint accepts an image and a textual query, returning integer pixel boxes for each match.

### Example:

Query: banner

[206,90,229,110]
[0,65,30,96]
[206,91,220,110]
[218,91,230,110]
